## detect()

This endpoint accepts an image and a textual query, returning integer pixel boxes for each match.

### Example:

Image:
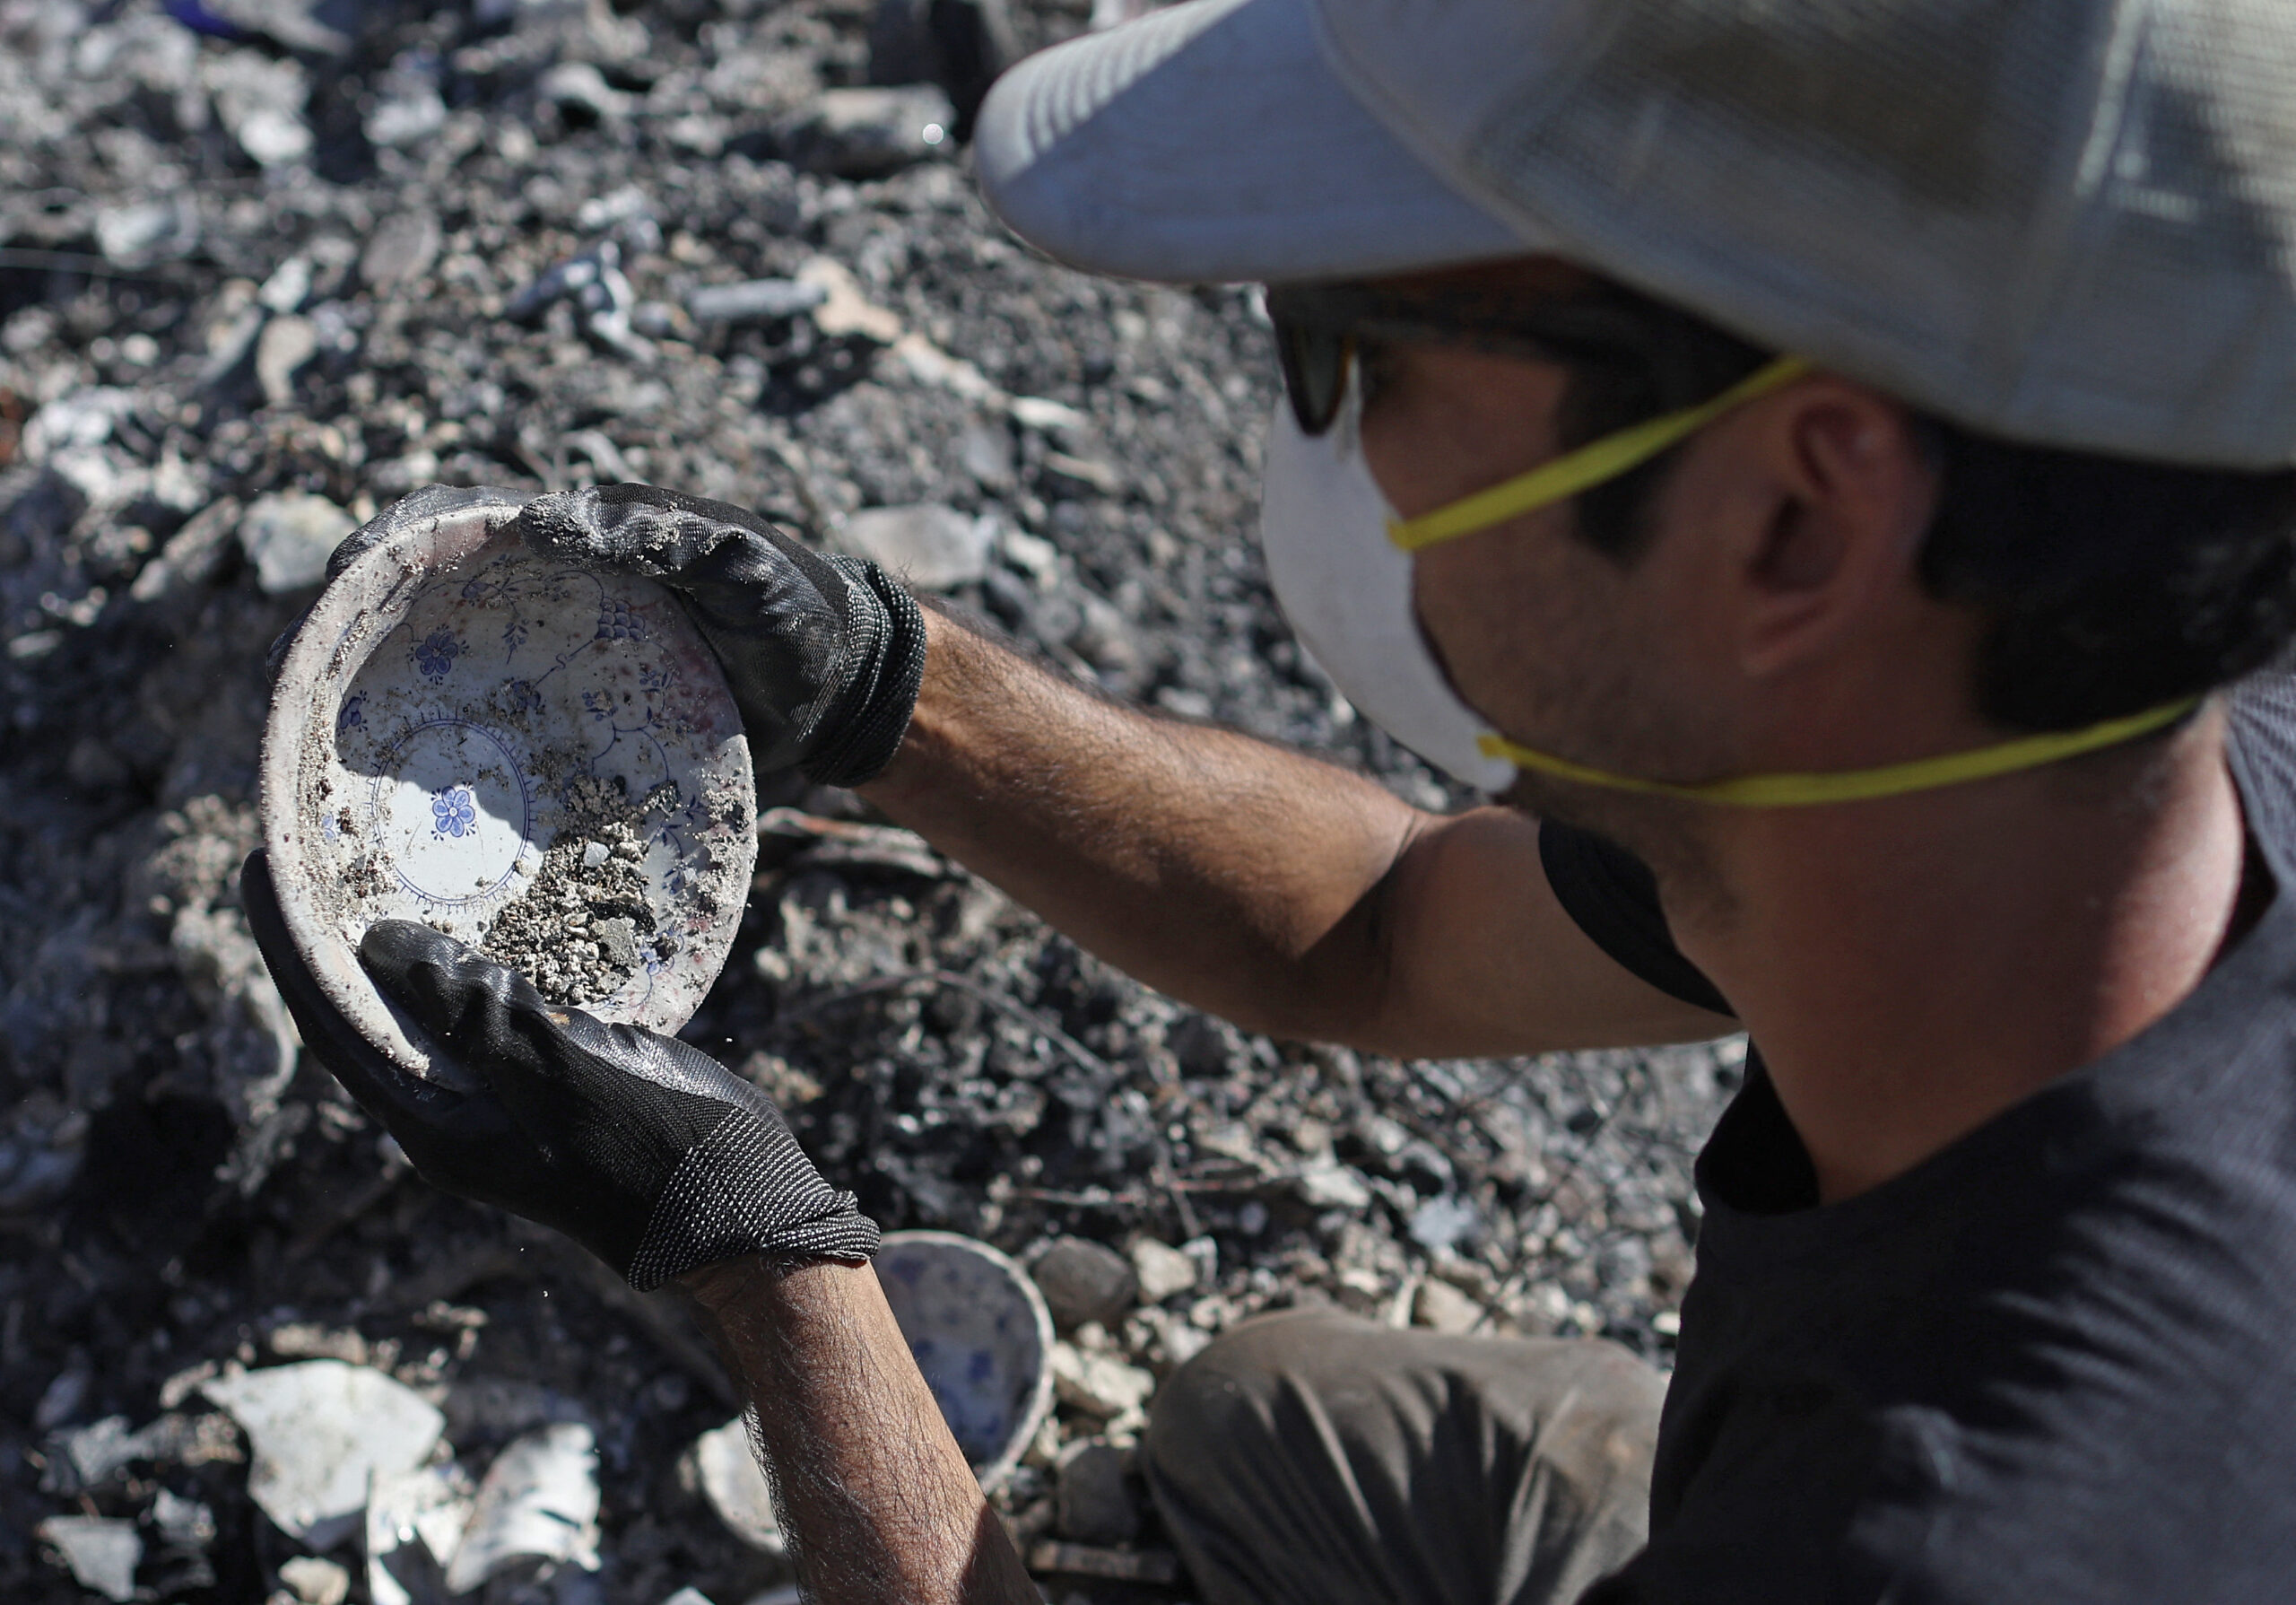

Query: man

[245,0,2296,1600]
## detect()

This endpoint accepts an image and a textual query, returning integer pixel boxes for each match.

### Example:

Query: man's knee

[1144,1305,1361,1479]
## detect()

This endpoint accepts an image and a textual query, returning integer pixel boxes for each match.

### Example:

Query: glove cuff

[800,557,927,789]
[625,1108,882,1292]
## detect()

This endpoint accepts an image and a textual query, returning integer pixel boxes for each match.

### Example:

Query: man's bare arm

[864,608,1734,1057]
[680,1258,1039,1605]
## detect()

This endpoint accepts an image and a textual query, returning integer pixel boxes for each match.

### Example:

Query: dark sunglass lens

[1276,320,1351,436]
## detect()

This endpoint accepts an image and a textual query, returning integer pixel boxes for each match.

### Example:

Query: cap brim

[974,0,1532,284]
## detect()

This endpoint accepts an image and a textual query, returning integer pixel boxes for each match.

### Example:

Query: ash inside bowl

[481,774,677,1007]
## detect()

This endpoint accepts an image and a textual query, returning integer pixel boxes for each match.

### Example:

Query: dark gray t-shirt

[1547,674,2296,1602]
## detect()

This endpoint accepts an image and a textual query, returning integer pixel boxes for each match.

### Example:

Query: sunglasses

[1265,282,1658,437]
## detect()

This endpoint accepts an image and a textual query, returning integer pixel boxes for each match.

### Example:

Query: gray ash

[480,774,665,1007]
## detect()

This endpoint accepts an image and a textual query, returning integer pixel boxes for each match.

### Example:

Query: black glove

[514,484,927,788]
[241,850,878,1290]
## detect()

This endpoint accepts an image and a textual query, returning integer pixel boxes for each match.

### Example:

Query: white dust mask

[1258,385,1517,792]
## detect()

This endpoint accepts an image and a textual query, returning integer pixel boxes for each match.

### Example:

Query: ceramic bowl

[876,1231,1057,1491]
[257,487,757,1086]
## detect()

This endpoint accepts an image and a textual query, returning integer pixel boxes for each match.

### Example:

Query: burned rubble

[0,0,1741,1601]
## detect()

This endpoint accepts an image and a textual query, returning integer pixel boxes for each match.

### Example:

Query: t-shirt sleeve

[1537,822,1734,1016]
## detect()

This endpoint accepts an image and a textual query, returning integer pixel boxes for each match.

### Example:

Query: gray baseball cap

[975,0,2296,469]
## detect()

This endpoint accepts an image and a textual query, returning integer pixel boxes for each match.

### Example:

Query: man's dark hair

[1555,282,2296,732]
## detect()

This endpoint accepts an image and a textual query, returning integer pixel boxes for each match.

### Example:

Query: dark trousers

[1141,1309,1665,1605]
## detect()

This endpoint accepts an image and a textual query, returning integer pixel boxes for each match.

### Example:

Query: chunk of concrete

[38,1515,142,1602]
[366,1460,475,1605]
[202,1360,445,1548]
[834,504,994,590]
[1128,1238,1200,1304]
[443,1423,601,1593]
[279,1553,352,1605]
[239,493,355,594]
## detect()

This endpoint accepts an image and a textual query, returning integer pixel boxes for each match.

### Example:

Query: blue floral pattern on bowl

[413,629,464,683]
[430,785,477,839]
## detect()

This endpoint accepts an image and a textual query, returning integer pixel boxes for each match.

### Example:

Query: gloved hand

[240,850,878,1290]
[513,484,928,788]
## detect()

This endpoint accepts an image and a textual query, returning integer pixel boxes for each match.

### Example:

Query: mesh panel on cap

[1318,0,2296,467]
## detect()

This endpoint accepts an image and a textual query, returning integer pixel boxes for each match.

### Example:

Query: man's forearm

[680,1258,1039,1605]
[862,606,1426,1042]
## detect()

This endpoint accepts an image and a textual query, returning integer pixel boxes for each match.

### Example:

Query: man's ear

[1726,380,1936,681]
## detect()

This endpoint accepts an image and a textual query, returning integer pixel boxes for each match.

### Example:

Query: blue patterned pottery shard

[336,692,367,734]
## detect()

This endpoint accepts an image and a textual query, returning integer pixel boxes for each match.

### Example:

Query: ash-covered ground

[0,1,1741,1601]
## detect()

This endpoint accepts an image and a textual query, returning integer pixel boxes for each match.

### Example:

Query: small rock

[21,387,135,463]
[38,1515,141,1603]
[49,1415,142,1490]
[959,421,1015,491]
[594,916,640,969]
[201,0,349,54]
[1032,1237,1139,1331]
[539,61,631,122]
[365,49,447,148]
[781,84,956,178]
[96,197,197,267]
[1128,1238,1199,1304]
[259,257,312,315]
[239,493,355,593]
[834,504,994,590]
[1041,451,1121,499]
[688,1417,784,1557]
[1187,1293,1237,1332]
[279,1554,351,1605]
[131,497,241,603]
[205,49,313,168]
[1413,1278,1484,1336]
[203,1359,446,1548]
[797,257,905,343]
[685,279,829,326]
[1048,1342,1154,1419]
[1054,1438,1138,1546]
[34,1364,90,1430]
[576,186,660,246]
[443,1422,601,1592]
[1294,1156,1373,1212]
[1006,395,1092,440]
[659,1591,718,1605]
[255,314,319,409]
[361,212,442,291]
[1408,1194,1483,1253]
[150,1488,215,1550]
[366,1461,475,1605]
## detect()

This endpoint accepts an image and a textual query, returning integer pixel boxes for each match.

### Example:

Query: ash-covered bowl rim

[876,1229,1058,1495]
[256,487,757,1084]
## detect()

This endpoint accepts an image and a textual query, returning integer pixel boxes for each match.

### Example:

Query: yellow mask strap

[1387,354,1813,553]
[1477,696,2202,807]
